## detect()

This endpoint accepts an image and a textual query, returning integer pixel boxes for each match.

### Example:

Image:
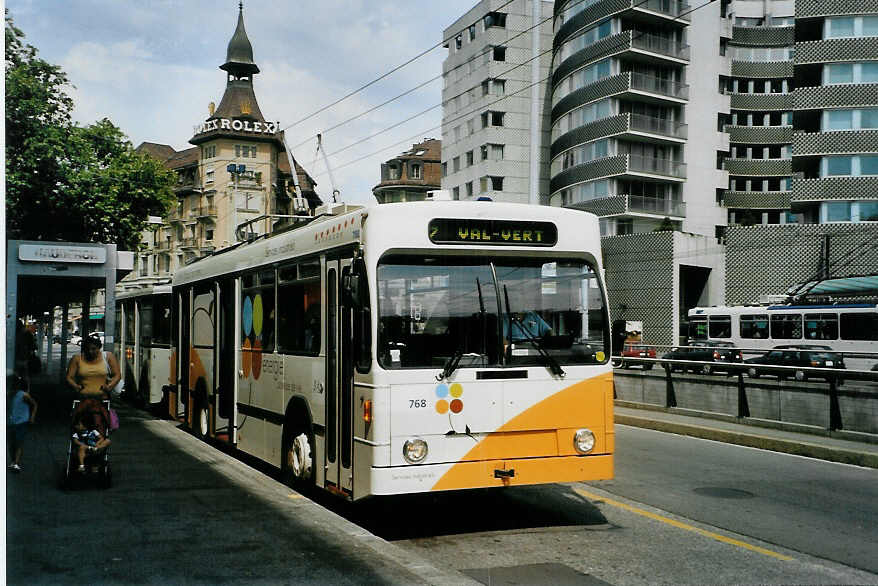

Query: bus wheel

[795,370,807,382]
[282,429,313,490]
[748,367,759,378]
[194,398,209,438]
[701,364,713,375]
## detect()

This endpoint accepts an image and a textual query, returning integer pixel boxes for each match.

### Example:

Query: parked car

[71,333,82,346]
[662,341,743,375]
[614,342,656,370]
[52,334,70,344]
[745,345,846,383]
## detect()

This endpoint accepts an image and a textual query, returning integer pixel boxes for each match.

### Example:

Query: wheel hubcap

[199,407,208,436]
[291,433,312,479]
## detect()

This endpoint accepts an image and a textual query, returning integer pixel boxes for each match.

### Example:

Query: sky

[6,0,481,205]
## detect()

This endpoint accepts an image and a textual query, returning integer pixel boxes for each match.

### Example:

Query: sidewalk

[8,347,478,585]
[616,401,878,469]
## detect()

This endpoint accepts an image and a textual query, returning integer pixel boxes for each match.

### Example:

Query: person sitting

[71,410,111,474]
[504,310,553,343]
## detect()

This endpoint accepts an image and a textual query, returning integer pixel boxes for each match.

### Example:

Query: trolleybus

[688,304,878,356]
[115,285,175,414]
[172,201,613,500]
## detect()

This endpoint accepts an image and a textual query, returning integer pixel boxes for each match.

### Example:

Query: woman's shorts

[7,423,28,448]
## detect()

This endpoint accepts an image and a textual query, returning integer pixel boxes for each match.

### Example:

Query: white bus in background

[688,304,878,367]
[115,285,174,413]
[172,201,614,500]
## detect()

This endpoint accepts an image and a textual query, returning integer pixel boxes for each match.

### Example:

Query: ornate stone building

[126,5,321,289]
[372,138,442,203]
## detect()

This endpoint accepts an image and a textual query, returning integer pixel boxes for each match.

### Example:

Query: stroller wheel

[99,464,112,489]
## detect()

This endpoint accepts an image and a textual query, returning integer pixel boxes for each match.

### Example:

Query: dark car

[662,340,743,375]
[614,342,656,370]
[745,345,846,382]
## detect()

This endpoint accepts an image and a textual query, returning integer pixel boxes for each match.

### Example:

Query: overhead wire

[307,0,714,179]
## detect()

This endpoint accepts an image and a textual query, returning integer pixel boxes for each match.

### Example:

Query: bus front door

[325,258,354,495]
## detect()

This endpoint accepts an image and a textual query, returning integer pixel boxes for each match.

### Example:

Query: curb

[616,414,878,469]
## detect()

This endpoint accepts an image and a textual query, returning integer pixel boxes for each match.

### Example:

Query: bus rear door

[325,257,354,496]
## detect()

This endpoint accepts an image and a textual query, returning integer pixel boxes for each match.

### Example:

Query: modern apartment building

[125,5,321,290]
[440,0,554,204]
[372,138,442,203]
[724,0,878,304]
[547,0,730,344]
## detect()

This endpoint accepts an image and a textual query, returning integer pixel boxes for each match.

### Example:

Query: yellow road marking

[574,487,793,561]
[287,493,305,500]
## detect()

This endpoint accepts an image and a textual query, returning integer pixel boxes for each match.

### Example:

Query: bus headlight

[402,438,428,464]
[573,429,596,454]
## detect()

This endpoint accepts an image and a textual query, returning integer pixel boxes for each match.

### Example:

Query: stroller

[61,399,113,489]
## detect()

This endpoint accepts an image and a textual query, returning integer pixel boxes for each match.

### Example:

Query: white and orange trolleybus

[172,201,613,500]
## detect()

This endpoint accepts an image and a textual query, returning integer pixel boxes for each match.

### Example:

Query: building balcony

[550,154,685,193]
[173,181,201,196]
[568,194,685,218]
[729,92,794,111]
[793,129,878,157]
[795,37,878,66]
[554,0,690,51]
[179,238,198,249]
[629,72,689,101]
[730,60,794,78]
[794,83,878,111]
[552,72,687,122]
[722,190,792,209]
[792,176,878,202]
[167,210,184,224]
[724,158,792,176]
[551,113,686,158]
[796,0,876,20]
[726,125,794,144]
[194,205,217,219]
[731,25,794,46]
[154,240,173,251]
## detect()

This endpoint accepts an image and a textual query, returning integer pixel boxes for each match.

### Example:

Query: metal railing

[626,194,686,216]
[613,349,878,435]
[628,154,687,178]
[630,72,689,100]
[628,113,688,139]
[631,32,690,60]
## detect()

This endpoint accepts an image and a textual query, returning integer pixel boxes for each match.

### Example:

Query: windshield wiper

[503,285,565,378]
[437,346,464,381]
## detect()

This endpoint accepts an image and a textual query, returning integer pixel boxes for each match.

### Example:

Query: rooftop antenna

[316,133,340,203]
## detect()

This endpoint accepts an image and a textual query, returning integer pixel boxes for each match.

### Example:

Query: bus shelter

[5,240,133,380]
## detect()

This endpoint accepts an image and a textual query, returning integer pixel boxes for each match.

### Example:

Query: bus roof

[173,201,601,287]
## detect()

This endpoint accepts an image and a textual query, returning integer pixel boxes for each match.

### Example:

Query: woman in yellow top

[66,335,120,424]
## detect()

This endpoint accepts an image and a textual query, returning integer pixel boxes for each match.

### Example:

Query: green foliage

[5,13,174,250]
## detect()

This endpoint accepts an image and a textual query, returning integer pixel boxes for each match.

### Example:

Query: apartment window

[454,126,461,141]
[455,34,462,50]
[203,145,216,159]
[388,164,400,180]
[452,186,460,200]
[616,218,634,235]
[205,168,215,183]
[410,164,421,179]
[466,181,473,197]
[825,62,878,84]
[467,119,474,135]
[825,16,878,38]
[823,108,878,130]
[441,162,447,177]
[482,80,490,96]
[466,151,474,166]
[493,79,505,96]
[483,12,506,29]
[205,229,214,241]
[468,24,476,41]
[490,144,504,160]
[822,155,878,177]
[481,176,504,191]
[480,145,488,160]
[491,111,504,126]
[453,156,460,172]
[493,46,506,62]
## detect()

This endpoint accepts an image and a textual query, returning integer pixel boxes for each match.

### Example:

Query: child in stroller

[63,399,112,488]
[72,408,111,473]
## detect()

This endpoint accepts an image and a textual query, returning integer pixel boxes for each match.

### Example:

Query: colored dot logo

[435,383,463,414]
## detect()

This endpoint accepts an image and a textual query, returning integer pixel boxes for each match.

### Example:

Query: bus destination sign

[429,218,557,246]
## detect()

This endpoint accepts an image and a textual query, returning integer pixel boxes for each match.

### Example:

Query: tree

[5,13,174,250]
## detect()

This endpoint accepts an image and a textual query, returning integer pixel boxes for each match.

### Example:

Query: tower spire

[209,2,264,122]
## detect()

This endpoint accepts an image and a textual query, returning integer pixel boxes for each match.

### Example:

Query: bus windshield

[377,254,608,370]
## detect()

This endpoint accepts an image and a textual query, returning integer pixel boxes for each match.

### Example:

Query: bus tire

[282,426,314,491]
[748,367,759,378]
[701,364,713,375]
[795,370,807,382]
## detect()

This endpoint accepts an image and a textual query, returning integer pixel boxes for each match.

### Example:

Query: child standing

[7,375,38,473]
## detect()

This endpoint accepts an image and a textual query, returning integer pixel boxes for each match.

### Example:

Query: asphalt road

[602,424,878,573]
